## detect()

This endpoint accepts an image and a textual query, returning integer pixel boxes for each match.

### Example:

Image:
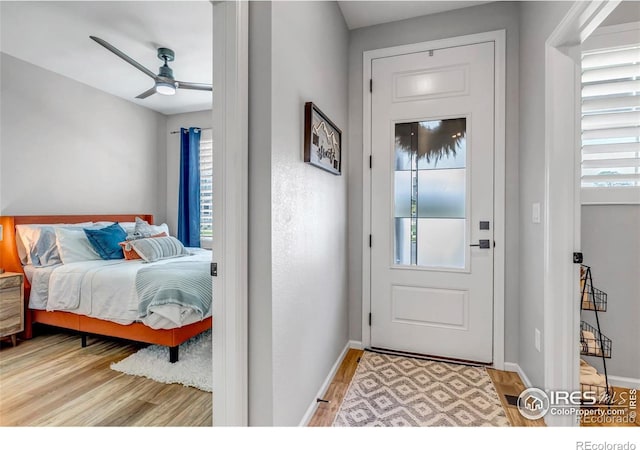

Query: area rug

[110,329,212,392]
[332,351,509,427]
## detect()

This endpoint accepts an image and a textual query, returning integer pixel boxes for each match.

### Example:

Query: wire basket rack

[580,320,612,359]
[580,270,608,312]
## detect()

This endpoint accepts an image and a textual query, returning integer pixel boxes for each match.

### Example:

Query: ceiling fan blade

[176,81,213,91]
[90,36,158,80]
[136,87,157,99]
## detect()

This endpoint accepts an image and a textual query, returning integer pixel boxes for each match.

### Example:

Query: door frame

[361,30,507,369]
[542,0,619,427]
[212,0,249,426]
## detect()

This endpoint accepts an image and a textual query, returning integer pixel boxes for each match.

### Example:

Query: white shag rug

[111,329,212,392]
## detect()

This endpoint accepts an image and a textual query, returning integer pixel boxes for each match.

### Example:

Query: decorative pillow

[29,227,62,267]
[84,222,127,260]
[120,244,142,260]
[126,217,170,240]
[118,232,167,260]
[16,222,93,265]
[127,236,189,263]
[55,227,102,264]
[95,221,137,235]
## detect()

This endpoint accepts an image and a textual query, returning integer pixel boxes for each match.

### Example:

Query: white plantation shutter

[200,128,213,246]
[581,28,640,204]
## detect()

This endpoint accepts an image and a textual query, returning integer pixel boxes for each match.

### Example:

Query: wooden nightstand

[0,272,24,347]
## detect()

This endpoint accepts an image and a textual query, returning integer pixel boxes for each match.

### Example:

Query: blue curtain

[177,127,201,247]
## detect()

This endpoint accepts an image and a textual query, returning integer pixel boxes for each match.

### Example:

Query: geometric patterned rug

[332,351,510,427]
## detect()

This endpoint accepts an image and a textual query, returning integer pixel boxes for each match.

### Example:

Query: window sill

[200,238,213,250]
[581,187,640,205]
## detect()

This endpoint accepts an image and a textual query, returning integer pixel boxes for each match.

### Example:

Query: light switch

[532,202,541,224]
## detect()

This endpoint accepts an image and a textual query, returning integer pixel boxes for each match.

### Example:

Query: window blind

[581,44,640,198]
[200,129,213,241]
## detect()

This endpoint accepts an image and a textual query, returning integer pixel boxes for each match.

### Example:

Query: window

[200,128,213,247]
[394,118,467,269]
[581,24,640,204]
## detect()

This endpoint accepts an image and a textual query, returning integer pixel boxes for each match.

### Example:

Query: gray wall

[249,1,349,426]
[518,1,573,388]
[600,0,640,27]
[581,205,640,380]
[0,53,167,223]
[347,1,522,364]
[165,110,212,234]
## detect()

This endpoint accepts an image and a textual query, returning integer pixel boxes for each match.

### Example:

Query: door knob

[470,239,491,249]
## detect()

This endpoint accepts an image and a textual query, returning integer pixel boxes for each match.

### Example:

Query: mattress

[25,248,212,330]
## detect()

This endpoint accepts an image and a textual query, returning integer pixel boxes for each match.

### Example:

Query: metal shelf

[579,265,612,405]
[580,320,612,358]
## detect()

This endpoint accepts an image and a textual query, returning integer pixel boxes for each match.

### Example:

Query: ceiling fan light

[155,81,176,96]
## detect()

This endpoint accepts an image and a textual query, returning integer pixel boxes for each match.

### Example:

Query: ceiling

[337,1,492,30]
[0,1,212,115]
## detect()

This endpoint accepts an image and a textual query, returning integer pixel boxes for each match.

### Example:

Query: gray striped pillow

[128,236,189,263]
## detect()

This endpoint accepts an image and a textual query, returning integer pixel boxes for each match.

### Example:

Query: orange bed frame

[0,214,212,362]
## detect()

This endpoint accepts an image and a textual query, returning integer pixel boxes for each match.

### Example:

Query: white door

[370,41,495,363]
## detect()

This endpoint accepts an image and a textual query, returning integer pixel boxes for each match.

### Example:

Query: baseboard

[608,375,640,389]
[504,362,533,388]
[348,340,364,350]
[298,341,351,427]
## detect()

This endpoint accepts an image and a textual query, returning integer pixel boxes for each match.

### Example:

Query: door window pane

[417,119,467,170]
[417,169,466,218]
[394,171,413,218]
[395,122,414,171]
[394,218,414,265]
[393,118,467,268]
[417,219,466,268]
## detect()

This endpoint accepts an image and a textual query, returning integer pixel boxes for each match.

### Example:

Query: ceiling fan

[89,36,212,99]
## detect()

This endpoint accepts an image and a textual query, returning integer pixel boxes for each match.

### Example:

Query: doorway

[362,31,506,367]
[211,1,248,426]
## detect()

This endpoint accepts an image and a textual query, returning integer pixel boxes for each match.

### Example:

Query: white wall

[518,1,573,388]
[164,109,212,234]
[581,205,640,381]
[248,0,274,426]
[0,53,167,222]
[347,1,521,363]
[248,0,349,426]
[600,0,640,27]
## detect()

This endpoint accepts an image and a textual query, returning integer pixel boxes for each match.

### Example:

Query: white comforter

[27,249,212,330]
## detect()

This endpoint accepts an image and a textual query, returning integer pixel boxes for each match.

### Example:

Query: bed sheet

[26,248,212,329]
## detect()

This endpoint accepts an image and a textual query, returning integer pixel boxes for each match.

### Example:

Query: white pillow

[16,222,93,265]
[153,223,170,236]
[54,227,102,264]
[126,217,170,240]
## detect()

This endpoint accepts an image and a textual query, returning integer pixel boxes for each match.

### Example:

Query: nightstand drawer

[0,288,22,318]
[0,275,22,290]
[0,312,22,335]
[0,273,25,343]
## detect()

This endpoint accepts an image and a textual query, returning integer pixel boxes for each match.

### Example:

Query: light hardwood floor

[309,349,637,427]
[486,367,545,426]
[0,327,212,426]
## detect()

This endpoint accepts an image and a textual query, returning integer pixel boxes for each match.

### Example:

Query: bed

[0,214,212,362]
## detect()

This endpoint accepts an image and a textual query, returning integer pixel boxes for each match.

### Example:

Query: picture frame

[304,102,342,175]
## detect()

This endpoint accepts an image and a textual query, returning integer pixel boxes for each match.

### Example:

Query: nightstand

[0,272,24,347]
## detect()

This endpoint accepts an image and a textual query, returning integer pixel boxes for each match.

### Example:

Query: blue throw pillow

[84,222,127,260]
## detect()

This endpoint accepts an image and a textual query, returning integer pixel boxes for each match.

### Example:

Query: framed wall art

[304,102,342,175]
